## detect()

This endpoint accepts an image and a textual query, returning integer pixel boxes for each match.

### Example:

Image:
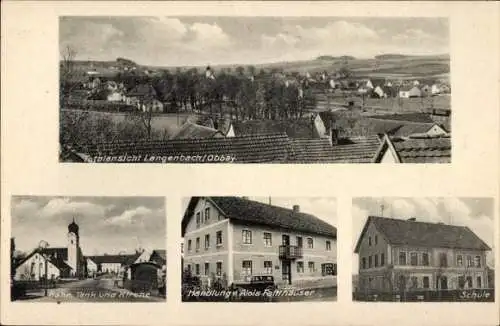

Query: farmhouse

[354,216,491,294]
[182,197,337,287]
[14,219,86,280]
[399,86,422,98]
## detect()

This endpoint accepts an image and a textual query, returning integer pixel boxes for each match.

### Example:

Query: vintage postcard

[10,196,166,302]
[181,197,337,302]
[58,16,451,164]
[352,197,495,302]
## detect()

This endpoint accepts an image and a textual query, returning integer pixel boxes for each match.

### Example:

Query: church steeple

[68,218,79,236]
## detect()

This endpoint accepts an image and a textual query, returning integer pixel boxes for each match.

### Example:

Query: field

[69,54,450,81]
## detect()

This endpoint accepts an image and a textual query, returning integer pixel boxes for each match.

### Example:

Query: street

[16,277,165,302]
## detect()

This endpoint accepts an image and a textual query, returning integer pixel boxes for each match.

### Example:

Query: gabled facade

[354,216,491,294]
[182,197,337,287]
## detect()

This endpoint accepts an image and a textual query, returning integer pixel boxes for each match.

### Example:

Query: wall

[14,253,61,281]
[101,262,122,274]
[231,222,336,284]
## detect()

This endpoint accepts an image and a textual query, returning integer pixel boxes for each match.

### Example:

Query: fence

[353,288,495,302]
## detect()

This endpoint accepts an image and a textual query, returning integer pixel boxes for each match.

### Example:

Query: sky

[181,197,337,226]
[11,196,166,256]
[60,16,449,67]
[352,197,495,274]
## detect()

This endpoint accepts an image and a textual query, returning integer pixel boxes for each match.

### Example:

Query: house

[431,84,441,96]
[399,86,422,98]
[182,197,337,287]
[170,122,225,140]
[86,253,139,275]
[354,216,491,294]
[134,249,166,267]
[14,219,86,280]
[124,84,163,112]
[372,86,387,98]
[373,134,451,163]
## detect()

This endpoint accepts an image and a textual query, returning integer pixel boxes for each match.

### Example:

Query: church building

[14,219,87,280]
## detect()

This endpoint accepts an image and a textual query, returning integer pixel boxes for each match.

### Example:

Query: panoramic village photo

[181,197,337,302]
[352,197,495,302]
[59,16,451,163]
[10,196,167,302]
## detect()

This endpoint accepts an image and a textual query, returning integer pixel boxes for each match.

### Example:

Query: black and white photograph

[10,196,167,302]
[59,16,451,164]
[181,196,337,302]
[352,197,495,302]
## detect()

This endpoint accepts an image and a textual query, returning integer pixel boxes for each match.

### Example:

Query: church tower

[67,218,80,277]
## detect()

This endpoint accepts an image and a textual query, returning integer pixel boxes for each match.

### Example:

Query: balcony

[279,245,303,260]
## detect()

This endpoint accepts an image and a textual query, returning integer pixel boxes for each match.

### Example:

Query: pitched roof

[182,197,336,238]
[354,216,491,253]
[87,254,139,265]
[366,113,435,124]
[289,138,337,163]
[330,135,382,163]
[391,136,451,163]
[71,133,293,163]
[126,84,157,99]
[15,248,72,271]
[392,123,438,137]
[233,118,320,139]
[170,122,223,140]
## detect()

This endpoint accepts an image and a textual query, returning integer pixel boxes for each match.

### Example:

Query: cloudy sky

[60,16,449,67]
[11,196,166,256]
[352,197,495,274]
[181,197,337,226]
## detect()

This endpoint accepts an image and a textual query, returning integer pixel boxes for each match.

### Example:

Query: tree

[60,45,79,106]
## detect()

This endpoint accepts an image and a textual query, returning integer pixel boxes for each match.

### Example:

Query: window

[326,241,331,251]
[439,253,447,267]
[296,236,303,248]
[263,233,272,247]
[204,263,209,276]
[458,276,465,289]
[205,208,210,222]
[187,239,192,252]
[362,257,366,269]
[242,261,252,276]
[308,262,315,273]
[242,230,252,244]
[466,276,473,288]
[204,234,210,250]
[195,264,200,275]
[264,261,272,274]
[297,261,304,273]
[368,237,372,246]
[423,276,430,289]
[216,262,222,276]
[374,255,379,267]
[321,263,334,276]
[410,252,418,266]
[474,256,481,267]
[381,253,385,266]
[196,212,201,228]
[195,237,200,251]
[307,237,314,249]
[216,231,222,246]
[399,252,406,265]
[410,276,418,289]
[422,253,429,266]
[368,256,372,268]
[375,235,378,245]
[456,255,463,267]
[466,255,473,267]
[477,276,482,288]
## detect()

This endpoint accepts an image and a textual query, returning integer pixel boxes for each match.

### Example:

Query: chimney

[407,217,416,222]
[293,205,300,212]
